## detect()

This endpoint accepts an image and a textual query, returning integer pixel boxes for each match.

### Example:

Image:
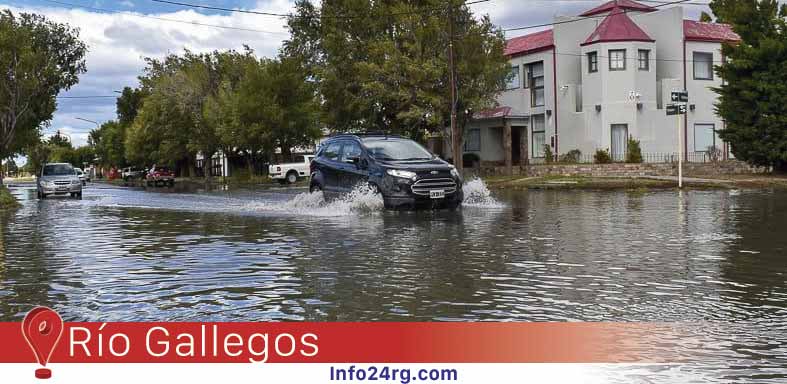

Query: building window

[694,123,716,152]
[464,128,481,151]
[506,65,520,90]
[638,49,650,71]
[528,61,545,107]
[693,52,714,80]
[609,49,626,71]
[588,51,598,73]
[531,114,546,158]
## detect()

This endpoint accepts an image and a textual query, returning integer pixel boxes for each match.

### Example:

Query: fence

[529,152,726,165]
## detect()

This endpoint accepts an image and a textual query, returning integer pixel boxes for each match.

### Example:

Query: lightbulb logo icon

[22,307,64,379]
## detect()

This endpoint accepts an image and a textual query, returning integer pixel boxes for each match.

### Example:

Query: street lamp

[76,117,100,128]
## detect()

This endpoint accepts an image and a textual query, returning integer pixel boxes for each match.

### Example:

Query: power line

[502,0,693,33]
[149,0,289,17]
[56,96,118,99]
[39,0,289,35]
[147,0,491,19]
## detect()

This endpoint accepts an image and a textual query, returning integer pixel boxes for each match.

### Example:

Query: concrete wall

[465,161,768,178]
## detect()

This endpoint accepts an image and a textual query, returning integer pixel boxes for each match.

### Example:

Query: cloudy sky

[2,0,716,151]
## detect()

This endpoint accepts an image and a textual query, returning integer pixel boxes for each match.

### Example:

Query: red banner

[1,322,682,364]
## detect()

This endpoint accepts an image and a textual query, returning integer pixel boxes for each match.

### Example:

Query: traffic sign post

[667,91,688,188]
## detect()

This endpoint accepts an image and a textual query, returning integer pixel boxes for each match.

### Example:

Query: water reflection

[0,183,786,381]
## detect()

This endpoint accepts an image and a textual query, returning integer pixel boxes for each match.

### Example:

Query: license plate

[430,190,445,199]
[56,187,67,191]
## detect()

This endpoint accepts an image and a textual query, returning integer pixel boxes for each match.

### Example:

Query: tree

[117,87,147,126]
[284,0,508,171]
[129,49,256,178]
[700,11,714,22]
[236,57,321,161]
[90,121,127,168]
[0,10,87,184]
[710,0,787,172]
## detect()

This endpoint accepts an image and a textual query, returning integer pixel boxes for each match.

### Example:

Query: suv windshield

[43,164,74,176]
[363,138,433,161]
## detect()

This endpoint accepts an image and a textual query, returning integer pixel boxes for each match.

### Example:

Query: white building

[463,0,740,170]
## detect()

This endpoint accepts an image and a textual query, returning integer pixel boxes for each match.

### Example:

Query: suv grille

[54,181,71,185]
[411,178,457,196]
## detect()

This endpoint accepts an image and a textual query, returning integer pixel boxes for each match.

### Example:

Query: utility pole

[447,0,462,174]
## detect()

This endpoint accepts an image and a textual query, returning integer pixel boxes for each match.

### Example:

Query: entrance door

[511,127,521,165]
[611,124,628,161]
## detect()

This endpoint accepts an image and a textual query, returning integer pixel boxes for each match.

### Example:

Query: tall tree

[711,0,787,171]
[0,10,87,184]
[284,0,508,170]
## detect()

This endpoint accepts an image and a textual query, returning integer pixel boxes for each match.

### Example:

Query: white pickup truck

[269,155,314,184]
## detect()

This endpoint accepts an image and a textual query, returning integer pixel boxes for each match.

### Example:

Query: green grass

[0,186,20,210]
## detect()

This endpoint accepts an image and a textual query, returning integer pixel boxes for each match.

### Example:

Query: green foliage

[117,87,147,126]
[0,186,19,210]
[625,136,643,163]
[594,149,612,164]
[90,121,126,168]
[22,133,94,173]
[284,0,509,138]
[700,11,714,22]
[543,145,554,164]
[0,10,87,171]
[710,0,787,172]
[559,149,582,163]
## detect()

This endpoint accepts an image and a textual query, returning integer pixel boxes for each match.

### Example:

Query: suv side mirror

[345,155,361,164]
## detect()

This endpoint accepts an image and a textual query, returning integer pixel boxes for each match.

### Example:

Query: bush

[543,144,554,164]
[625,136,643,163]
[560,149,582,163]
[0,187,19,210]
[594,149,612,164]
[462,153,480,168]
[707,146,722,162]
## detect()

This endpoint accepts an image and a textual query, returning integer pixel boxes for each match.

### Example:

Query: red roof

[582,6,654,46]
[505,29,554,57]
[474,106,512,120]
[684,20,740,42]
[579,0,656,17]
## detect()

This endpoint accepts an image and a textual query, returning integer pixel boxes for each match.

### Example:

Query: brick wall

[464,161,769,178]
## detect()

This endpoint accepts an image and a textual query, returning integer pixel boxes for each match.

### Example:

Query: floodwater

[1,180,786,382]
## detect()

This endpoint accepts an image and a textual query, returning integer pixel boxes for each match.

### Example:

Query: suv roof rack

[328,132,405,139]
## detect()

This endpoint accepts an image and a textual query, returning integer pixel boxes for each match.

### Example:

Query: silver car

[37,163,83,199]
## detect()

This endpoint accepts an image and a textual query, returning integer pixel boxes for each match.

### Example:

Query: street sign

[671,91,689,103]
[666,104,687,116]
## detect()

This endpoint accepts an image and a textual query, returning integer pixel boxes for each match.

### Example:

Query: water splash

[247,184,384,217]
[461,178,504,208]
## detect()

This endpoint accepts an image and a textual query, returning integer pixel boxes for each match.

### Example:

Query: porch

[463,106,530,175]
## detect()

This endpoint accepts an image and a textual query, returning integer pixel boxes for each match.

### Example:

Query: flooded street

[1,181,786,381]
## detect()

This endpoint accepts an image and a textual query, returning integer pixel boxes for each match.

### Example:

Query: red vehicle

[145,165,175,187]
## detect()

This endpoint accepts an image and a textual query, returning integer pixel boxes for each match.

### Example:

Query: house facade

[461,0,740,169]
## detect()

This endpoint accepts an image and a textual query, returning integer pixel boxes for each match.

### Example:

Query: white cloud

[2,0,293,148]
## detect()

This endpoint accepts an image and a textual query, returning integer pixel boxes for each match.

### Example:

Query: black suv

[310,134,463,209]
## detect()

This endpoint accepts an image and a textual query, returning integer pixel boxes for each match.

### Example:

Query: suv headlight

[449,166,461,179]
[387,169,417,179]
[72,180,81,185]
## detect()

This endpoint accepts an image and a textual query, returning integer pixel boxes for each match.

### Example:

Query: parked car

[269,155,314,184]
[146,165,175,187]
[37,163,82,199]
[309,134,463,210]
[74,167,88,185]
[122,167,144,182]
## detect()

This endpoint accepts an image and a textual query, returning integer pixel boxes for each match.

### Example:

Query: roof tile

[505,29,554,57]
[683,20,740,42]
